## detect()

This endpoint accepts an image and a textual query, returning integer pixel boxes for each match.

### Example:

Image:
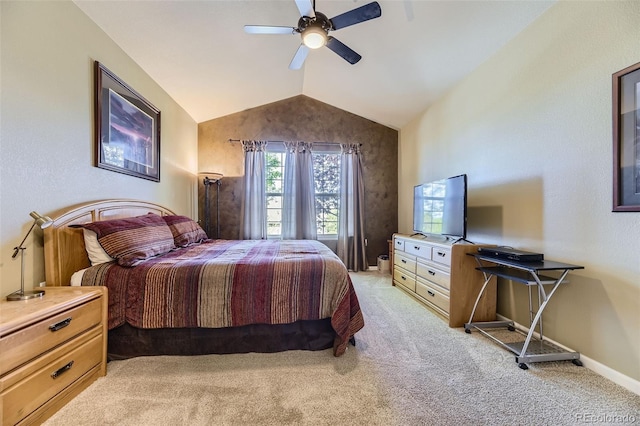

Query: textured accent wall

[198,95,398,266]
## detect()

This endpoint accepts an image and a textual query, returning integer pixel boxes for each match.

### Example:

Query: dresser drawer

[2,330,102,426]
[416,279,450,314]
[393,267,416,292]
[405,241,431,259]
[431,246,452,268]
[416,261,451,292]
[394,237,405,252]
[394,252,416,273]
[0,298,102,376]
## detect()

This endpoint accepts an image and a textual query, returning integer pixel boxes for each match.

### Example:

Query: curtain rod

[227,139,361,146]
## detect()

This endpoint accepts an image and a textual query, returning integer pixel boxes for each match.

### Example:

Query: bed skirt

[107,319,336,360]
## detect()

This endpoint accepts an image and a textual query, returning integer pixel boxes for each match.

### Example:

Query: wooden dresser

[0,286,107,425]
[392,233,497,327]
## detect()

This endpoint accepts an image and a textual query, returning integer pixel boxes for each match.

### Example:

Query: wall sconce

[7,211,54,301]
[199,172,223,239]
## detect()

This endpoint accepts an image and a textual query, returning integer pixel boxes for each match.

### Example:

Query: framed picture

[612,61,640,211]
[95,61,160,182]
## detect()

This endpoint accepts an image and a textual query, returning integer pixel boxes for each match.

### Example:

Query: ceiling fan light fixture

[302,25,327,49]
[247,1,382,68]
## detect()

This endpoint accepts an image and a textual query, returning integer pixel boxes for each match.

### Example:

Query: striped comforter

[81,239,364,356]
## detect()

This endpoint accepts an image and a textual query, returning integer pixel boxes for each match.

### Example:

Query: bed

[43,199,364,359]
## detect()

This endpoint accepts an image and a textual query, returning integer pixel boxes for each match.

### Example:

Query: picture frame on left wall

[95,61,160,182]
[612,60,640,212]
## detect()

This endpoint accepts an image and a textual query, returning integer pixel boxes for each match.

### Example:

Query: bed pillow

[79,213,175,267]
[162,215,208,247]
[82,229,115,265]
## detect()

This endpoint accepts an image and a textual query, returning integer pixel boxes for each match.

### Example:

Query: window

[266,152,285,237]
[313,153,340,236]
[265,150,341,238]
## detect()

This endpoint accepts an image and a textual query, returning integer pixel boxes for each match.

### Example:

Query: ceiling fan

[244,0,382,70]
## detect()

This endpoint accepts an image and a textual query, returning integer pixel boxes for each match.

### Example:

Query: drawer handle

[428,270,436,276]
[401,276,407,280]
[427,290,435,297]
[51,361,74,379]
[401,259,407,263]
[49,317,72,332]
[414,246,420,250]
[437,251,446,257]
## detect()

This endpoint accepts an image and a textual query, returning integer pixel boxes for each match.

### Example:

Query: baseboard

[496,314,640,396]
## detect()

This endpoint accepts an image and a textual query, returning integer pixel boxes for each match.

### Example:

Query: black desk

[464,253,584,370]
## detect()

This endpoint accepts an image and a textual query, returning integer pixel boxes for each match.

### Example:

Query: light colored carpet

[45,272,639,425]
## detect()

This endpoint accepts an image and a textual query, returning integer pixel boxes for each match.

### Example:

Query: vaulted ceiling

[74,0,555,129]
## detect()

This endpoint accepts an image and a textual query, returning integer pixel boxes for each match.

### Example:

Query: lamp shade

[199,172,223,184]
[302,25,327,49]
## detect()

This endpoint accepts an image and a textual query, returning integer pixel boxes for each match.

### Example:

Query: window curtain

[240,140,268,239]
[337,143,367,271]
[282,141,317,240]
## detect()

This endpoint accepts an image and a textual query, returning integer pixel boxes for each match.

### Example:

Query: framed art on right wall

[612,61,640,212]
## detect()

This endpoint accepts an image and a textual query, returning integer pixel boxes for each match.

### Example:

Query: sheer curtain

[281,141,317,240]
[240,140,268,239]
[337,143,367,271]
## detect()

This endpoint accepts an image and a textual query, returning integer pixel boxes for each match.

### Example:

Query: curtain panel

[282,141,317,240]
[240,140,268,239]
[337,143,367,271]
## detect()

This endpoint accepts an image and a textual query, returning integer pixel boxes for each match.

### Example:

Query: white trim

[496,314,640,396]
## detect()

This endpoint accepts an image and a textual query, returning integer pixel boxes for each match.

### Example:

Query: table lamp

[6,211,54,301]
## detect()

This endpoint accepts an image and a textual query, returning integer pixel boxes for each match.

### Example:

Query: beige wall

[198,95,398,266]
[399,1,640,382]
[0,1,198,296]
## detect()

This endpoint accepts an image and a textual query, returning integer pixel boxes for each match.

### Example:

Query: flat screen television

[413,174,467,240]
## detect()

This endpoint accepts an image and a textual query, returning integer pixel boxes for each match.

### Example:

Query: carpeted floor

[44,272,639,425]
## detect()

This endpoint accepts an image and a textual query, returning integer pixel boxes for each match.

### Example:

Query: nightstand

[0,286,107,425]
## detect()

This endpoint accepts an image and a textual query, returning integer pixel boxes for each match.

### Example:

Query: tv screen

[413,174,467,239]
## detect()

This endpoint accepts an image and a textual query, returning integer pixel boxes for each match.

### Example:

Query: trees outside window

[313,153,340,236]
[266,152,285,237]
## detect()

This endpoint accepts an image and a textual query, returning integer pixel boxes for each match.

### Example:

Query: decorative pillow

[78,213,175,267]
[162,215,208,247]
[82,229,115,265]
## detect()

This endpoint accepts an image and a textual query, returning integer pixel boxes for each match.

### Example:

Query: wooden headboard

[44,199,177,286]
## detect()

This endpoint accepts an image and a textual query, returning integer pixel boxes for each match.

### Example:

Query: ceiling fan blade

[289,44,310,70]
[330,1,382,31]
[244,25,296,35]
[295,0,315,18]
[325,37,361,65]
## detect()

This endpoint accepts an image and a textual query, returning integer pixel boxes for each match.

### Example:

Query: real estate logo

[575,412,637,424]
